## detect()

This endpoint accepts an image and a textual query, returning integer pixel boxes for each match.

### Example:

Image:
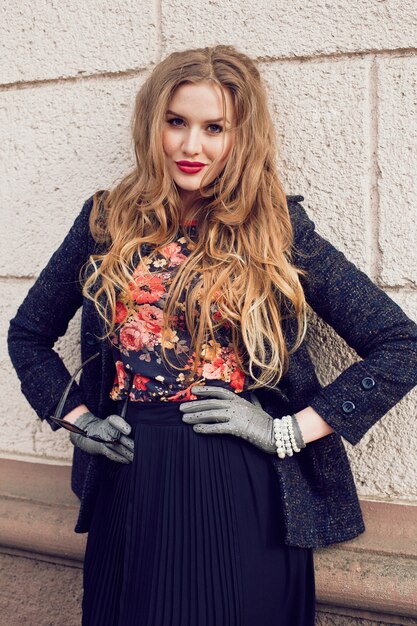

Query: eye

[167,117,184,127]
[207,124,223,134]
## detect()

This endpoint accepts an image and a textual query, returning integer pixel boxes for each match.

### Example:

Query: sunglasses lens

[50,416,86,436]
[65,423,85,434]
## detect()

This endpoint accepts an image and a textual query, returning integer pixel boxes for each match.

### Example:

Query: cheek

[162,129,176,156]
[213,136,234,164]
[223,140,234,161]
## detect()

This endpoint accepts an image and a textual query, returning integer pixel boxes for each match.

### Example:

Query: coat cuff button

[361,376,376,390]
[85,332,97,345]
[342,400,356,414]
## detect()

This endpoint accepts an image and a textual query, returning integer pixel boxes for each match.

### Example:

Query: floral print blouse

[109,221,249,403]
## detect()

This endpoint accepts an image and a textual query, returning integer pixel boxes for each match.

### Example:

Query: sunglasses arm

[51,351,101,421]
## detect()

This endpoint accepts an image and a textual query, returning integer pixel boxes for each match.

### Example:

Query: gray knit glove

[69,411,135,464]
[180,385,276,454]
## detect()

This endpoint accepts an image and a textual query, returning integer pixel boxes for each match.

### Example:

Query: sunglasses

[50,351,131,444]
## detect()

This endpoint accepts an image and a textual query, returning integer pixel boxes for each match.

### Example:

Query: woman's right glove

[69,411,135,464]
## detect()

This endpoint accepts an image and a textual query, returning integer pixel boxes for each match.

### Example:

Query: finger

[180,399,230,413]
[193,423,231,435]
[104,442,134,462]
[191,386,238,401]
[117,433,135,453]
[182,410,230,424]
[101,443,132,463]
[107,414,132,435]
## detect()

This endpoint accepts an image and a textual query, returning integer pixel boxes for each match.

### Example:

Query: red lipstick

[176,160,207,174]
[176,160,206,166]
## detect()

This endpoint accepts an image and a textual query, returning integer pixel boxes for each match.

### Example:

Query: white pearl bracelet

[283,414,301,453]
[273,418,287,459]
[273,415,303,459]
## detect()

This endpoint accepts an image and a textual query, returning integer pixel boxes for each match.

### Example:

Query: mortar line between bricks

[1,47,416,92]
[368,55,382,284]
[257,46,417,65]
[383,284,417,293]
[0,66,151,92]
[0,275,41,281]
[155,0,163,62]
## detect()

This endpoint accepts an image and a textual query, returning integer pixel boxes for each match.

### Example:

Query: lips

[176,161,207,166]
[176,161,207,174]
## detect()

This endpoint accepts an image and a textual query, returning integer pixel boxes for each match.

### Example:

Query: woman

[7,45,417,626]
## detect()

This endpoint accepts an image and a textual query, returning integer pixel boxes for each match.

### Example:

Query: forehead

[167,81,234,119]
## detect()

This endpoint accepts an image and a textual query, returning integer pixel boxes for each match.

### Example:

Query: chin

[173,179,202,192]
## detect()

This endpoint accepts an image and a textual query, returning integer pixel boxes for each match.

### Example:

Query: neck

[178,188,200,215]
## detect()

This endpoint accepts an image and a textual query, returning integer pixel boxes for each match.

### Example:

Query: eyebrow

[166,109,230,124]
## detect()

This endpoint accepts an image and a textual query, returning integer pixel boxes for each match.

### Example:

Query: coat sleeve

[287,196,417,446]
[7,196,95,431]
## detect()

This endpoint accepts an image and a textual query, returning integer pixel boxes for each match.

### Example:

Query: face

[162,81,235,212]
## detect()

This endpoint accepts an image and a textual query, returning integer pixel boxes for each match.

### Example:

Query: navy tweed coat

[7,194,417,548]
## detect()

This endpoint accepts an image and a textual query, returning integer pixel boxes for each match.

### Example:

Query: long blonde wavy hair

[81,44,308,390]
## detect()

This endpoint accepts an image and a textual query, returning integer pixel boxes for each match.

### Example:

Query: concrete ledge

[315,549,416,619]
[0,458,86,562]
[1,458,416,622]
[314,499,417,621]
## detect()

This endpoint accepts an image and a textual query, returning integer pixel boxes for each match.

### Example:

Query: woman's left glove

[179,385,276,454]
[69,411,135,464]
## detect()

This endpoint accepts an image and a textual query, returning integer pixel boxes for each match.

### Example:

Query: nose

[181,128,202,155]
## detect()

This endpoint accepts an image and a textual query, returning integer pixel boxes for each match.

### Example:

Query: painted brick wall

[1,1,416,505]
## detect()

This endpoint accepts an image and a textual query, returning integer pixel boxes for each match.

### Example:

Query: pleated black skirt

[81,397,316,626]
